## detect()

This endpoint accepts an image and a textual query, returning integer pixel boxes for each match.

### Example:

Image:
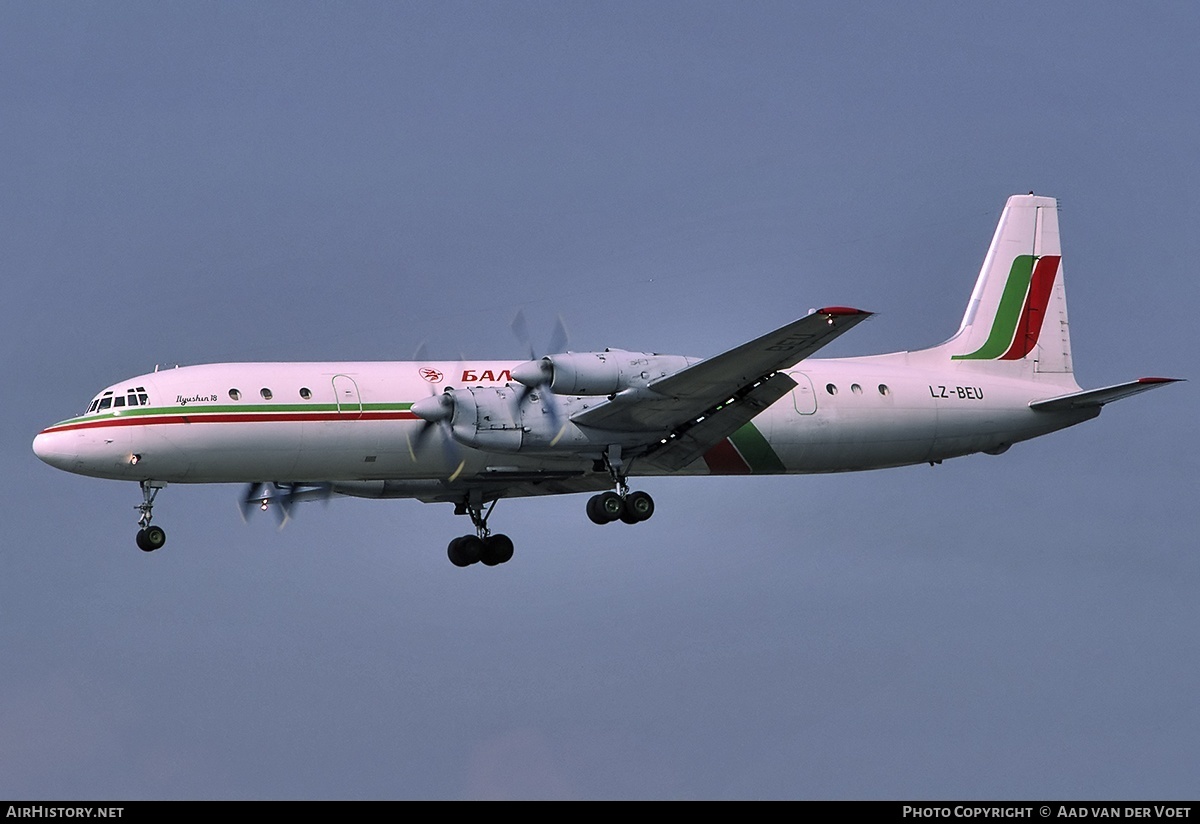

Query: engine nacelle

[446,385,524,452]
[511,349,693,396]
[432,385,657,454]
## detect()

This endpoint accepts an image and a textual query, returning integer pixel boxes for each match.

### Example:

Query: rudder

[941,194,1073,375]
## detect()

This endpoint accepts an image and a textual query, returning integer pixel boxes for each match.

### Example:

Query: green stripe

[952,255,1034,360]
[51,401,414,428]
[729,423,786,473]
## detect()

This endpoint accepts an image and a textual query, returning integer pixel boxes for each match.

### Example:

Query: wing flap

[641,372,797,471]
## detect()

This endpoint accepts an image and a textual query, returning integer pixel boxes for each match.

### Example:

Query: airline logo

[954,254,1061,360]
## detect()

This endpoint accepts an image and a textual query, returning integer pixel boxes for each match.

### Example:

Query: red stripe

[41,410,419,435]
[815,306,870,316]
[702,438,752,475]
[1001,255,1060,360]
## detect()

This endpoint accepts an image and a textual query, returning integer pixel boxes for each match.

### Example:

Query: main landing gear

[586,489,655,525]
[135,480,168,552]
[586,445,655,526]
[447,493,515,568]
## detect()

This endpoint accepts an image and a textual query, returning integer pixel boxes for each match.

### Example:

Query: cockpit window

[86,386,151,415]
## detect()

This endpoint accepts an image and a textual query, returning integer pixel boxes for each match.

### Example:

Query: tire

[586,494,608,525]
[457,535,484,565]
[596,491,624,523]
[481,534,515,566]
[447,536,473,567]
[624,491,655,522]
[138,525,166,552]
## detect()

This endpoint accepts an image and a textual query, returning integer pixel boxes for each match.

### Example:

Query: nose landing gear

[134,480,168,552]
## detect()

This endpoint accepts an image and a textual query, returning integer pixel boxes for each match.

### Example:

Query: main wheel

[137,525,167,552]
[588,491,624,524]
[448,535,484,567]
[586,494,607,525]
[481,534,515,566]
[447,536,472,567]
[624,490,655,523]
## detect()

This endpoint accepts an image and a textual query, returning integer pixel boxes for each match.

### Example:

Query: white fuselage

[32,355,1094,487]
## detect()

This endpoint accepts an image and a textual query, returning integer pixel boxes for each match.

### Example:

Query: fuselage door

[787,370,818,415]
[332,374,362,418]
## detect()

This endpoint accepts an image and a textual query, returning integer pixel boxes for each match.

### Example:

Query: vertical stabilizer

[939,194,1073,375]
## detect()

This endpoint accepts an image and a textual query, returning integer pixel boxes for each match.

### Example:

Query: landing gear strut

[586,445,655,526]
[135,480,168,552]
[447,492,514,568]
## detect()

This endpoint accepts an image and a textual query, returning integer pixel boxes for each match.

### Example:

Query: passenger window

[851,383,863,395]
[260,388,273,400]
[826,384,838,395]
[229,389,241,401]
[299,387,312,400]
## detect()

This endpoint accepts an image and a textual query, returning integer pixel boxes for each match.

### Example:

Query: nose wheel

[136,525,167,552]
[134,480,168,552]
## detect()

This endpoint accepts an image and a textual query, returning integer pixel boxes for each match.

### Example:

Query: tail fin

[936,194,1074,376]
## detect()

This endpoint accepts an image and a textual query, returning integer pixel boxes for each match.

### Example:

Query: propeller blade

[510,308,536,361]
[274,486,294,529]
[239,482,266,522]
[546,314,569,357]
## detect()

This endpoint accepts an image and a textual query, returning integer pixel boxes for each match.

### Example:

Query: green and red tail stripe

[954,254,1061,360]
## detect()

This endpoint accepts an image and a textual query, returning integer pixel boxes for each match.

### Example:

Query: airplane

[32,194,1179,567]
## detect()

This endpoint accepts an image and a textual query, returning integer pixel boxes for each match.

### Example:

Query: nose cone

[411,392,455,423]
[512,358,553,388]
[33,428,72,471]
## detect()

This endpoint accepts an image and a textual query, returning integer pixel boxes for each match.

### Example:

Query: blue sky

[3,2,1196,799]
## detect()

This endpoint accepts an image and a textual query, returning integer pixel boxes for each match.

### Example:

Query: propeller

[239,482,269,522]
[408,389,466,481]
[239,482,331,529]
[509,309,569,438]
[404,340,468,480]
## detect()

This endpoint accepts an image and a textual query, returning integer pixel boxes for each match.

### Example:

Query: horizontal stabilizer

[1029,377,1181,412]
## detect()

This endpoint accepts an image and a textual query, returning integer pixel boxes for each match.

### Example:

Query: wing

[570,307,871,433]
